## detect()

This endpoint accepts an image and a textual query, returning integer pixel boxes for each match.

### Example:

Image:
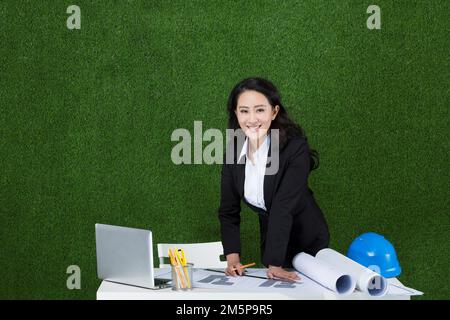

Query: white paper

[387,281,423,296]
[190,269,310,293]
[314,248,388,296]
[153,250,420,298]
[292,252,356,295]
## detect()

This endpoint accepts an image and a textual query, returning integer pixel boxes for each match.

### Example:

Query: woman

[218,77,330,281]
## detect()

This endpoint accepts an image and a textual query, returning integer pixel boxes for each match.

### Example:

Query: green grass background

[1,0,448,299]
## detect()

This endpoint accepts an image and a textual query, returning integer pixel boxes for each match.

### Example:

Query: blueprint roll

[292,252,355,295]
[315,248,388,297]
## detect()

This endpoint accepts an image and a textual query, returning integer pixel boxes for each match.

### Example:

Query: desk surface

[97,269,411,300]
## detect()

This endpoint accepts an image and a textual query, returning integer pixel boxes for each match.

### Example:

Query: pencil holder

[171,263,193,291]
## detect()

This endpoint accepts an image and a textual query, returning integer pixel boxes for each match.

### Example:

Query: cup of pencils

[169,248,193,291]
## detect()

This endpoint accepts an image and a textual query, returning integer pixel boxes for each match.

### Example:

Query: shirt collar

[238,134,270,163]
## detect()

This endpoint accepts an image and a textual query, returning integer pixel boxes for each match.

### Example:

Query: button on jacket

[218,135,330,268]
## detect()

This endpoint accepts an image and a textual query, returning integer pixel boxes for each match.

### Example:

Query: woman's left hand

[267,265,301,282]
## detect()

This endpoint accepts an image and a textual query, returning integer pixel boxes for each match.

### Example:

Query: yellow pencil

[178,249,191,288]
[232,262,256,271]
[168,249,176,266]
[170,248,186,288]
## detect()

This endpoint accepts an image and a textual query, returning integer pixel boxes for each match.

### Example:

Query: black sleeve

[218,161,242,256]
[262,139,311,267]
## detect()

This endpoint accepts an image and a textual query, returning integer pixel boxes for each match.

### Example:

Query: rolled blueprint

[292,252,355,295]
[315,248,388,297]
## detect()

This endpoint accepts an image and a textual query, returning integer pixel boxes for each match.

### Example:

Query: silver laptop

[95,223,170,289]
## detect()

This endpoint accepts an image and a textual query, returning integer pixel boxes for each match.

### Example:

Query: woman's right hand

[225,253,244,276]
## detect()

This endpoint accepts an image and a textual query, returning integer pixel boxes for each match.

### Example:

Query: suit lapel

[236,158,246,198]
[263,142,277,211]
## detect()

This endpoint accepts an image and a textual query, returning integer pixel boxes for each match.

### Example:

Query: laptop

[95,223,171,289]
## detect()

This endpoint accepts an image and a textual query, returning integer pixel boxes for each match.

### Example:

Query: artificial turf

[1,0,448,299]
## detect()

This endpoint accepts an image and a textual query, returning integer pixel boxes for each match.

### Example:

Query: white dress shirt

[238,135,270,211]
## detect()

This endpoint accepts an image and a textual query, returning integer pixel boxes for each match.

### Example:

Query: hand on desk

[225,253,300,282]
[267,265,301,282]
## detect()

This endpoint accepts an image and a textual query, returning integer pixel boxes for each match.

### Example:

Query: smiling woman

[235,92,278,161]
[219,77,330,282]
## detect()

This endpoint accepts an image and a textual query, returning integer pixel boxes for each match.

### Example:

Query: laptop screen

[95,223,158,288]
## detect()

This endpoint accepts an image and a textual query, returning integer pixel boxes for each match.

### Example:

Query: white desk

[97,269,411,300]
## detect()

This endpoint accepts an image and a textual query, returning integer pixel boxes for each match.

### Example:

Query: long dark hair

[227,77,319,171]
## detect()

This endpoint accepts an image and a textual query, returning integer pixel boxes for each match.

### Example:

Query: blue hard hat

[347,232,402,278]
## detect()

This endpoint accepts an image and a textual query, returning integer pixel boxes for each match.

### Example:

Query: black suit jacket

[218,135,330,267]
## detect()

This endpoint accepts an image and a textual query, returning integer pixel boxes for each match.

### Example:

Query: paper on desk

[191,269,314,293]
[244,268,353,296]
[314,249,388,297]
[387,281,423,296]
[244,268,303,280]
[292,252,356,295]
[245,268,422,297]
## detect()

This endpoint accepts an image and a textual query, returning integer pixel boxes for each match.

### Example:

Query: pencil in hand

[231,262,256,271]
